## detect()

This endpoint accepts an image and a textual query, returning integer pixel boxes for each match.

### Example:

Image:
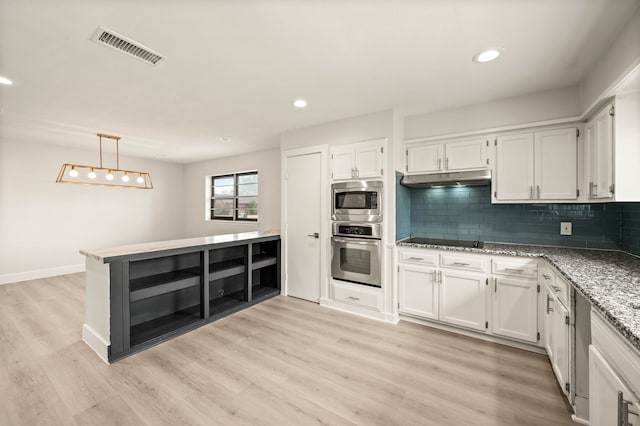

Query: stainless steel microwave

[331,180,382,222]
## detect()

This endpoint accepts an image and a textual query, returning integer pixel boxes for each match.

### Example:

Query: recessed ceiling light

[292,99,307,108]
[219,137,231,142]
[473,48,503,63]
[0,76,13,85]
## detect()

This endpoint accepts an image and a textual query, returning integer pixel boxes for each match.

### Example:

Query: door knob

[307,233,319,239]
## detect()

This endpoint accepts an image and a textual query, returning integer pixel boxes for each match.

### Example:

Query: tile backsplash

[621,203,640,256]
[397,184,631,251]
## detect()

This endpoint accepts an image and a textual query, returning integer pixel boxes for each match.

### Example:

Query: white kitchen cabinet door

[331,146,355,180]
[589,346,640,426]
[585,120,597,199]
[398,265,438,320]
[495,133,535,200]
[593,105,614,199]
[492,277,538,343]
[445,138,487,171]
[439,271,487,332]
[552,297,570,395]
[544,286,554,359]
[534,128,577,200]
[406,143,444,174]
[355,142,383,178]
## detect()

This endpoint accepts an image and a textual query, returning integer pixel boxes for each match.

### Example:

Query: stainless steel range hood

[400,170,491,188]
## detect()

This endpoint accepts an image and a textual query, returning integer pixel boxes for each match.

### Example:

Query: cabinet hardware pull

[589,182,594,199]
[438,158,442,170]
[445,157,449,169]
[546,295,554,313]
[347,296,360,301]
[494,278,497,293]
[542,274,551,280]
[505,268,524,272]
[552,285,561,292]
[409,257,424,261]
[451,262,470,266]
[432,270,437,281]
[438,270,442,284]
[536,185,540,199]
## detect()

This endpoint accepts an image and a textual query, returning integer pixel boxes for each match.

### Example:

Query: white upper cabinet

[494,128,577,202]
[405,137,488,174]
[354,142,383,178]
[495,133,535,200]
[331,139,384,180]
[585,92,640,202]
[445,138,489,171]
[406,143,443,173]
[535,128,578,200]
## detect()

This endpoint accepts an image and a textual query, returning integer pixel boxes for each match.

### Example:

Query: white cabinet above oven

[331,139,384,181]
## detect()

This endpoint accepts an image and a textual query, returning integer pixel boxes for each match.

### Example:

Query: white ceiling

[1,0,638,163]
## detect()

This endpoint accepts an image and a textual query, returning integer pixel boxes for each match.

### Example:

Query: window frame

[210,171,258,222]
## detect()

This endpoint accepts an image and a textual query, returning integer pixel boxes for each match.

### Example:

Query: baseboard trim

[0,263,85,285]
[400,314,546,354]
[82,323,110,364]
[320,299,398,324]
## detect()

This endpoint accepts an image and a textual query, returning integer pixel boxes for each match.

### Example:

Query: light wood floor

[0,273,575,426]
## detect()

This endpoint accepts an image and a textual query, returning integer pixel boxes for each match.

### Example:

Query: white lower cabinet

[590,310,640,426]
[492,277,538,342]
[439,270,487,331]
[398,248,541,343]
[398,265,438,320]
[541,262,572,398]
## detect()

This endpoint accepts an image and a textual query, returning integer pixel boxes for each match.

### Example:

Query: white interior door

[285,152,321,302]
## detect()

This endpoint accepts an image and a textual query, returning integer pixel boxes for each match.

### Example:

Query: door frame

[281,145,329,302]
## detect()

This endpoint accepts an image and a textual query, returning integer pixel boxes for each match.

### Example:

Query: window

[210,171,258,221]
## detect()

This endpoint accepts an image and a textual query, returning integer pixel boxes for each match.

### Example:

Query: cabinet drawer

[492,258,538,279]
[552,274,570,307]
[440,253,485,272]
[398,249,438,266]
[333,281,382,311]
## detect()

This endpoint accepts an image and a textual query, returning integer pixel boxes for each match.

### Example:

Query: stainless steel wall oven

[331,222,382,287]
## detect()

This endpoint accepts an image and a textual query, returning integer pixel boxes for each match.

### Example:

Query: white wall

[280,110,394,151]
[580,6,640,113]
[0,138,184,284]
[182,148,281,237]
[403,86,581,140]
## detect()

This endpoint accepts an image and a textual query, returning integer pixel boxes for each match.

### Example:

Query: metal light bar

[56,133,153,189]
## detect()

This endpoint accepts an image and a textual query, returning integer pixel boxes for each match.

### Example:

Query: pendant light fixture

[56,133,153,189]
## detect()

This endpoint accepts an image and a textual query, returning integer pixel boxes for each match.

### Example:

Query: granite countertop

[80,230,280,262]
[397,239,640,353]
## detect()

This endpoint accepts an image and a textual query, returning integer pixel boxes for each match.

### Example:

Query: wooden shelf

[252,254,277,270]
[130,305,200,347]
[209,259,245,281]
[130,268,201,302]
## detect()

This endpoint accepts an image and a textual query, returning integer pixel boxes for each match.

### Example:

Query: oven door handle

[332,237,380,245]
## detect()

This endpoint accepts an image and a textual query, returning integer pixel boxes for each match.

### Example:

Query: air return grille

[91,27,165,65]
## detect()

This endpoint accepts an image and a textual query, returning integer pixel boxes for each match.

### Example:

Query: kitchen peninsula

[80,231,280,363]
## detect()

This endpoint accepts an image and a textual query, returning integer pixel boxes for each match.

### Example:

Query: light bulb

[106,171,114,181]
[292,99,307,108]
[122,174,130,182]
[69,168,78,178]
[88,169,96,179]
[136,175,145,184]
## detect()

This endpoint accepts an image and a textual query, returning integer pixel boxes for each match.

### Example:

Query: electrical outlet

[560,222,572,236]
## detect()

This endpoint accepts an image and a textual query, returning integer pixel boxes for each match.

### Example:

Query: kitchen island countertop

[80,230,280,263]
[397,239,640,353]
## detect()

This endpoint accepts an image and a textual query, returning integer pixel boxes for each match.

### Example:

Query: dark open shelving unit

[106,235,280,362]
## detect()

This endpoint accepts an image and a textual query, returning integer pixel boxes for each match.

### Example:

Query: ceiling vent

[91,27,165,65]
